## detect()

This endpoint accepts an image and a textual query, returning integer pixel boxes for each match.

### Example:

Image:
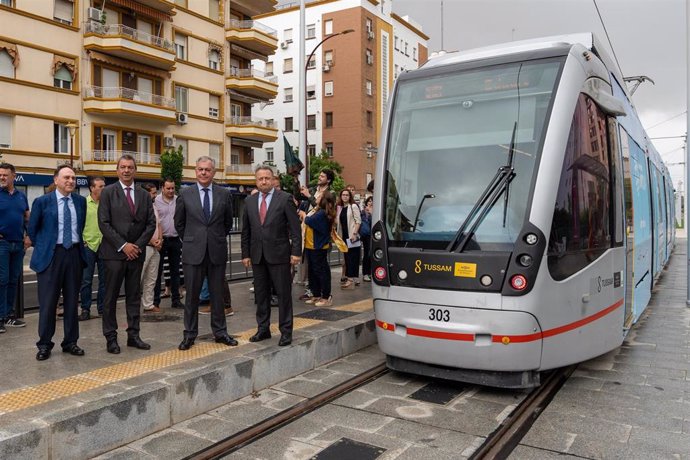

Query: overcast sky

[393,0,687,189]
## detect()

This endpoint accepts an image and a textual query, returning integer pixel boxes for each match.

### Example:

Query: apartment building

[252,0,428,193]
[0,0,278,205]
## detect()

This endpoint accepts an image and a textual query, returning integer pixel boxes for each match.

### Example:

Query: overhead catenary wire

[647,111,688,130]
[592,0,624,78]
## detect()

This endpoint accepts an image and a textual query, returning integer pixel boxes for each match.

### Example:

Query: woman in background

[299,191,336,307]
[337,189,361,289]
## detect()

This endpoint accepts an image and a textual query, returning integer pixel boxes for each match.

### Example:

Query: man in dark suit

[242,165,302,346]
[28,165,87,361]
[175,156,237,350]
[98,154,156,354]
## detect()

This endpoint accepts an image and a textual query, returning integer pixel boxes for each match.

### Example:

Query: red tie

[259,193,267,224]
[125,187,135,216]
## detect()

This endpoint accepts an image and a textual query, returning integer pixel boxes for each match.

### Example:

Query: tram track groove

[182,363,389,460]
[469,364,577,459]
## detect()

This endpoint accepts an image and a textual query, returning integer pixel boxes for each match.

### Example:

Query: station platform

[0,274,376,459]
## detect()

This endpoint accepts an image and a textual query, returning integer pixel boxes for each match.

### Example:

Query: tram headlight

[373,230,383,241]
[518,254,533,267]
[398,270,408,280]
[374,249,384,260]
[524,233,538,245]
[374,266,387,281]
[480,275,493,286]
[510,274,528,291]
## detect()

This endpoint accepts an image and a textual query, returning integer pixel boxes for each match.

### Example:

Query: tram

[371,33,675,388]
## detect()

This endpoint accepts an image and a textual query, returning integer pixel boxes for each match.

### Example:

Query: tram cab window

[548,93,612,280]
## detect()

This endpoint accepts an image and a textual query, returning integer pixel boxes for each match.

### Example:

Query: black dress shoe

[106,339,121,354]
[36,349,51,361]
[249,330,271,342]
[171,301,185,309]
[215,335,238,346]
[178,338,194,350]
[62,344,85,356]
[127,337,151,350]
[278,335,292,347]
[78,310,90,321]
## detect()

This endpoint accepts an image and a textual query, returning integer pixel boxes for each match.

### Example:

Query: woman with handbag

[337,189,361,289]
[298,192,336,307]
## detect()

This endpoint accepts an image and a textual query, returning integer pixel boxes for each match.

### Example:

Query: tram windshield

[384,58,563,250]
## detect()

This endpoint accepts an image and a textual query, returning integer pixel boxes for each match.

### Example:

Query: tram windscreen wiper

[446,122,517,253]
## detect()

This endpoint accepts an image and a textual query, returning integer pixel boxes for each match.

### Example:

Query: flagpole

[298,0,307,186]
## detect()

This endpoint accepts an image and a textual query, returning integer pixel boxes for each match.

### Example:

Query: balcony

[225,164,255,174]
[225,68,278,101]
[83,86,176,123]
[226,19,277,56]
[225,116,278,143]
[84,22,176,70]
[82,150,161,172]
[230,0,277,18]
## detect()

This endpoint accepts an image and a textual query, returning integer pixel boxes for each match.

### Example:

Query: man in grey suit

[242,165,302,346]
[175,156,238,350]
[98,154,156,354]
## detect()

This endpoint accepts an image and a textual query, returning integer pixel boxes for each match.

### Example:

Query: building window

[208,143,220,164]
[325,112,333,128]
[53,65,72,89]
[306,54,316,69]
[306,85,315,99]
[284,117,293,131]
[230,103,241,118]
[325,142,333,157]
[306,23,316,39]
[175,86,188,113]
[324,19,333,35]
[284,28,293,43]
[265,61,273,76]
[413,47,417,61]
[53,0,73,25]
[0,115,11,148]
[324,50,333,65]
[366,49,373,65]
[366,80,372,96]
[394,35,399,50]
[308,144,316,156]
[208,50,220,70]
[0,0,12,6]
[53,122,70,153]
[324,81,333,96]
[266,147,274,163]
[283,58,293,73]
[0,50,15,78]
[209,94,219,119]
[174,34,187,60]
[284,87,293,102]
[208,0,220,21]
[394,64,399,79]
[404,41,409,56]
[307,114,316,130]
[231,149,240,166]
[366,110,373,128]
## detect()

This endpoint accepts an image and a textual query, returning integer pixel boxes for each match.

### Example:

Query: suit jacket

[97,182,156,260]
[28,192,87,274]
[174,183,233,266]
[241,189,301,265]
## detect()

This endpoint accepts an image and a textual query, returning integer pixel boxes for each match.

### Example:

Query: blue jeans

[80,245,105,314]
[199,277,210,301]
[0,240,24,320]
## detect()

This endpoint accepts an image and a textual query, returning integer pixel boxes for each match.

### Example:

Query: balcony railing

[225,164,255,174]
[84,150,161,165]
[227,19,277,37]
[228,68,278,84]
[84,22,174,51]
[226,116,276,128]
[84,86,176,109]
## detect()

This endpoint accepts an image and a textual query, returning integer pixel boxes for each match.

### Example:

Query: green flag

[283,136,303,176]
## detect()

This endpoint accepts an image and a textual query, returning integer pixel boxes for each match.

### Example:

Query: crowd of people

[0,158,373,360]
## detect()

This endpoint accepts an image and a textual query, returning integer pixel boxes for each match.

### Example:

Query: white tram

[371,34,675,388]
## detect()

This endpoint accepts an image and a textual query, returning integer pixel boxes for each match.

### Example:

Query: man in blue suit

[28,164,87,361]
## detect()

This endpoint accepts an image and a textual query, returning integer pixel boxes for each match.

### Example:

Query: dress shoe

[36,349,51,361]
[178,338,195,350]
[278,335,292,347]
[249,330,271,342]
[215,335,238,346]
[144,306,160,313]
[224,307,234,316]
[171,300,185,309]
[127,337,151,350]
[107,339,121,354]
[78,310,91,321]
[62,344,85,356]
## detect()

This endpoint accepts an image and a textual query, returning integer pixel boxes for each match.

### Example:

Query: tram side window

[548,93,612,281]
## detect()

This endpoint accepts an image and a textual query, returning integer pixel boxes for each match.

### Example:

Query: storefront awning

[107,0,173,22]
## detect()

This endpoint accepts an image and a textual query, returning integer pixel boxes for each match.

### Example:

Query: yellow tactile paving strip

[0,302,372,414]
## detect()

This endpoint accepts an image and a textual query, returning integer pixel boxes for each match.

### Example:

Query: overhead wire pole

[298,0,307,186]
[686,0,690,305]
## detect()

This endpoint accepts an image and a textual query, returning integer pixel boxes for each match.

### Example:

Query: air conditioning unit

[322,64,330,72]
[366,55,373,65]
[176,112,188,124]
[366,151,373,158]
[367,30,375,40]
[164,136,175,147]
[87,7,102,22]
[326,59,334,66]
[280,41,288,49]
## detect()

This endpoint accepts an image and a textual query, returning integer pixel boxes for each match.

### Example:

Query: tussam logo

[596,276,614,292]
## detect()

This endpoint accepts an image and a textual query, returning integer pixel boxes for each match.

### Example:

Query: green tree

[308,150,344,192]
[160,145,184,191]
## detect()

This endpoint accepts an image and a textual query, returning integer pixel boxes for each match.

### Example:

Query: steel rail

[469,365,576,459]
[183,363,389,460]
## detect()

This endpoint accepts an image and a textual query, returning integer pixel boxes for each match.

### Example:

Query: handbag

[331,226,348,252]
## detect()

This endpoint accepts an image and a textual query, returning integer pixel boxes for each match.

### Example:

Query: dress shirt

[82,195,102,252]
[119,181,135,206]
[154,194,178,237]
[197,183,213,212]
[257,188,274,212]
[56,190,78,246]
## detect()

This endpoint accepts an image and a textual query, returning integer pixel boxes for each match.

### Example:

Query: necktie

[125,187,135,215]
[202,188,211,223]
[259,193,267,225]
[62,197,73,249]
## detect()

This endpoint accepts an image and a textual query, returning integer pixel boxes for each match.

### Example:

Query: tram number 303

[428,308,450,322]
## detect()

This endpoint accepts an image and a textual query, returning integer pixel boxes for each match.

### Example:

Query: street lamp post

[66,122,78,167]
[302,29,354,185]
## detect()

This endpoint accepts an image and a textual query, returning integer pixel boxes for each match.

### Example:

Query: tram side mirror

[583,79,627,117]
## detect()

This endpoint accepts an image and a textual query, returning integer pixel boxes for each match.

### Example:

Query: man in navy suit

[28,164,87,361]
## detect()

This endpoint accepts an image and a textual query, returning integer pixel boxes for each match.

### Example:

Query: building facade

[0,0,278,206]
[252,0,428,193]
